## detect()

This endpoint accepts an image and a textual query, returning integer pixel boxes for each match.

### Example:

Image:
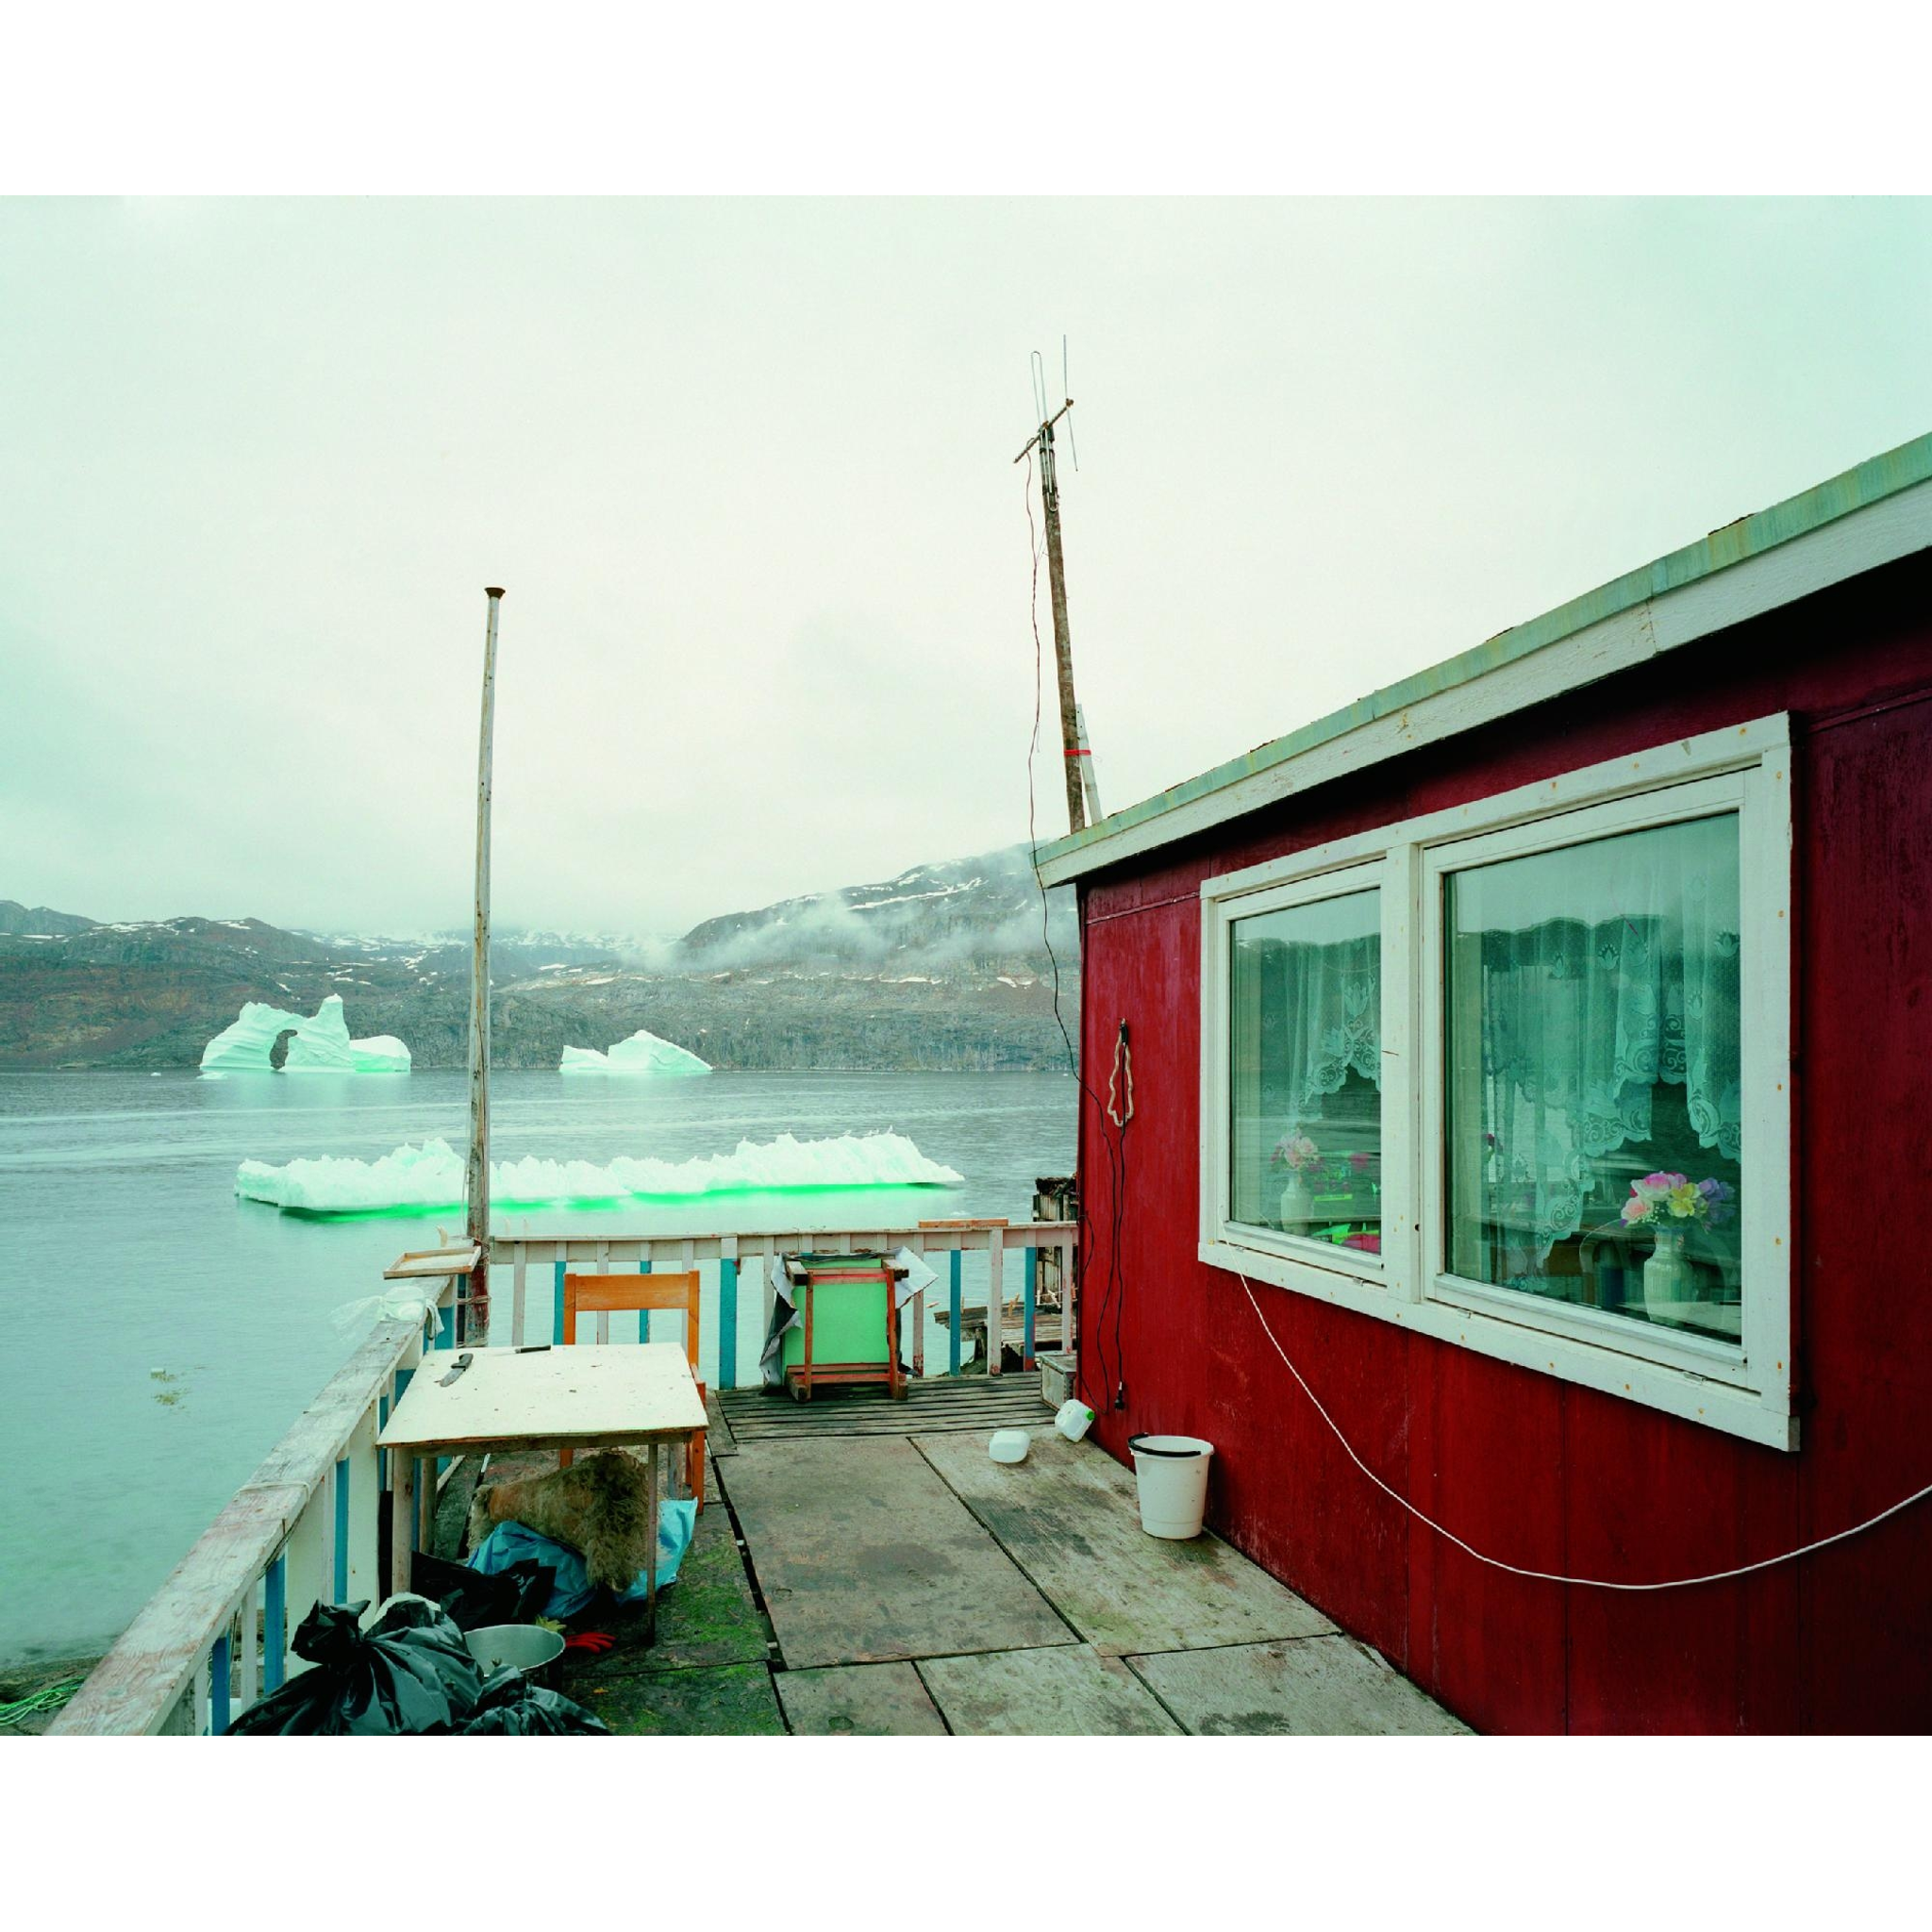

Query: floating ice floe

[559,1028,711,1076]
[200,994,412,1075]
[235,1129,962,1216]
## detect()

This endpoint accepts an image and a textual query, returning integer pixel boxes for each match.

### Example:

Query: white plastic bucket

[1127,1435,1214,1539]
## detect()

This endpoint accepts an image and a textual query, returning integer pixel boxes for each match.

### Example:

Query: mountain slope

[0,849,1079,1071]
[0,900,97,937]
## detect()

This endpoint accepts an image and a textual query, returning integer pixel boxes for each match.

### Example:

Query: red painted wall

[1073,548,1932,1732]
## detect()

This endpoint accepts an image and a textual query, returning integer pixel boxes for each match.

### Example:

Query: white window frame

[1200,713,1794,1450]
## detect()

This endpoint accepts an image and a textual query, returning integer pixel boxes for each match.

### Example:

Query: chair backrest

[561,1270,701,1375]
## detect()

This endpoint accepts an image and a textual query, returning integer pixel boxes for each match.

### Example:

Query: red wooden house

[1036,432,1932,1732]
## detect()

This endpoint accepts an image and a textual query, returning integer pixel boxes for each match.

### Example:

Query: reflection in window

[1229,889,1382,1249]
[1443,813,1742,1343]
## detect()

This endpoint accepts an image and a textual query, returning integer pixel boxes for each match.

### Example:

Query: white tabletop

[378,1343,707,1457]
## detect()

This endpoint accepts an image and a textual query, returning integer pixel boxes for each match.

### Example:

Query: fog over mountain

[0,845,1079,1073]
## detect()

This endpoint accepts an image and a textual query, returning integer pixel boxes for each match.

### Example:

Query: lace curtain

[1230,886,1382,1137]
[1259,933,1382,1117]
[1451,811,1741,1265]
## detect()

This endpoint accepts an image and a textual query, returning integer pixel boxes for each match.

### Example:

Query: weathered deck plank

[715,1437,1072,1670]
[914,1430,1336,1657]
[718,1375,1050,1444]
[776,1661,949,1736]
[1127,1638,1470,1736]
[705,1387,739,1457]
[917,1643,1181,1736]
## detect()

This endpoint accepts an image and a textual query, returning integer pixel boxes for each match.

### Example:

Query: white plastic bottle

[1055,1398,1096,1442]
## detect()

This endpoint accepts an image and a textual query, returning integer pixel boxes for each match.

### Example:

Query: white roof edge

[1037,466,1932,888]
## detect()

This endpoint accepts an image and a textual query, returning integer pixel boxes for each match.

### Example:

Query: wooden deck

[716,1372,1052,1445]
[537,1378,1470,1736]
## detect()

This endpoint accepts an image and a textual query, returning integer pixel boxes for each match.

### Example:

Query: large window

[1228,885,1383,1248]
[1441,811,1742,1346]
[1200,718,1792,1448]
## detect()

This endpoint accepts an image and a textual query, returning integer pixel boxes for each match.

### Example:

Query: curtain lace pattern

[1457,813,1741,1264]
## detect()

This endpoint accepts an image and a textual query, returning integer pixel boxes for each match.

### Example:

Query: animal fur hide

[468,1452,656,1594]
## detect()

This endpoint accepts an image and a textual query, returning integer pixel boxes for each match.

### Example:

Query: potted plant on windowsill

[1270,1131,1324,1233]
[1619,1172,1736,1318]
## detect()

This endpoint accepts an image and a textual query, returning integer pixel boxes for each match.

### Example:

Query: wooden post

[948,1249,962,1376]
[987,1225,1005,1375]
[465,587,505,1343]
[1074,701,1103,822]
[1039,414,1085,835]
[1014,402,1088,836]
[719,1243,739,1391]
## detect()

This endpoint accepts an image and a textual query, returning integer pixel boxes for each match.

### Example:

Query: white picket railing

[483,1218,1078,1384]
[49,1276,459,1736]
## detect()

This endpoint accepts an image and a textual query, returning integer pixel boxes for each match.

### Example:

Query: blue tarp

[467,1503,697,1622]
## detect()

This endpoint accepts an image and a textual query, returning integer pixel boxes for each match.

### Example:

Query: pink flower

[1270,1132,1324,1175]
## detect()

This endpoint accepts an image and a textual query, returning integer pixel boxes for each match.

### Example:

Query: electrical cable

[1240,1272,1932,1591]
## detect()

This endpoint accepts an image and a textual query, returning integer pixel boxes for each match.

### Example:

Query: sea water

[0,1068,1075,1665]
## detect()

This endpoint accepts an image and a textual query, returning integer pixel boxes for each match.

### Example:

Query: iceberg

[282,994,356,1072]
[346,1034,411,1074]
[200,993,411,1074]
[200,1000,308,1075]
[559,1028,711,1076]
[236,1130,963,1216]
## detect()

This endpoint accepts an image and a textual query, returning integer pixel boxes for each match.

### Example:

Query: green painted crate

[780,1253,895,1372]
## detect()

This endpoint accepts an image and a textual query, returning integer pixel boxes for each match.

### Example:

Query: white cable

[1240,1274,1932,1591]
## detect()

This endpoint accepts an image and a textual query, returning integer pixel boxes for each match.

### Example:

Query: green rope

[0,1679,84,1726]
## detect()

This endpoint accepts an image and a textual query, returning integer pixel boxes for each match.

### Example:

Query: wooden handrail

[50,1307,435,1736]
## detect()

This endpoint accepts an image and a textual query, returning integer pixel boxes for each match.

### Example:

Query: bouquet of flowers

[1270,1131,1324,1177]
[1620,1172,1735,1228]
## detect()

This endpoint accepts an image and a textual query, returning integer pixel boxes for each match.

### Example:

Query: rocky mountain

[0,846,1079,1072]
[0,900,97,937]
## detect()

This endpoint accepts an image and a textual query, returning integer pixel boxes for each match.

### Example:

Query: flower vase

[1278,1175,1312,1233]
[1643,1226,1695,1317]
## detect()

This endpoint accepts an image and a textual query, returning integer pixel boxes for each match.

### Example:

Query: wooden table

[376,1343,707,1635]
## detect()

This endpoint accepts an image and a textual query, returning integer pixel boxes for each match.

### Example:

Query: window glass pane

[1443,812,1742,1343]
[1229,889,1382,1248]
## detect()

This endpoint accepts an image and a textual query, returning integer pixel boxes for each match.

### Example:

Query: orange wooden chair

[559,1271,707,1509]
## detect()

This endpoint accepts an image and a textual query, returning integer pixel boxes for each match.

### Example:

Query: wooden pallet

[719,1374,1051,1445]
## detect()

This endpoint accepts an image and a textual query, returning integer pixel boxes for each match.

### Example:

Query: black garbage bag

[457,1666,609,1736]
[411,1551,557,1631]
[227,1597,484,1736]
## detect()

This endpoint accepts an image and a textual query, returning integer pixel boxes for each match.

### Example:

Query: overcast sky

[4,198,1928,937]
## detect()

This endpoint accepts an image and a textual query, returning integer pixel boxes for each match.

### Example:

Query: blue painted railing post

[1024,1247,1038,1366]
[719,1257,739,1391]
[334,1457,351,1603]
[948,1252,963,1376]
[553,1260,566,1345]
[263,1555,287,1692]
[210,1633,231,1736]
[639,1257,653,1344]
